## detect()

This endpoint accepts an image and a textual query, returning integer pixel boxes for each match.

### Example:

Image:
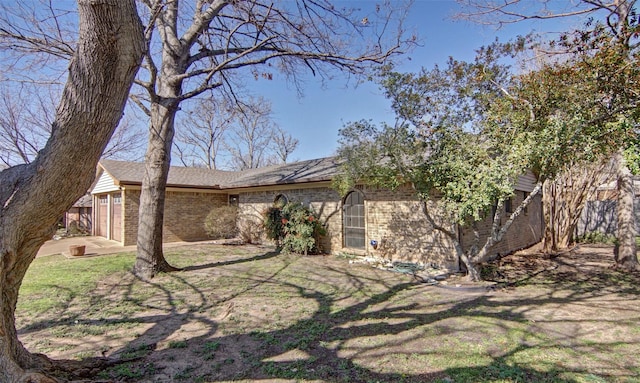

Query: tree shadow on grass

[23,248,640,383]
[181,249,281,272]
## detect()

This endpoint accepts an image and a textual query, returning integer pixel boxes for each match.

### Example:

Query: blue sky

[249,0,575,161]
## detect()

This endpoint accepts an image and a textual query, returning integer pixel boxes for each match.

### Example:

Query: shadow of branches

[19,245,640,383]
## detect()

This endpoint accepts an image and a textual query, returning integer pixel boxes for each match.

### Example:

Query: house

[64,194,93,233]
[90,158,543,271]
[576,177,640,237]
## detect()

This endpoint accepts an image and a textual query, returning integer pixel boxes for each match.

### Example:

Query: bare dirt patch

[17,243,640,382]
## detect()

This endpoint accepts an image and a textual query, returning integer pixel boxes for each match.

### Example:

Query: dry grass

[16,243,640,382]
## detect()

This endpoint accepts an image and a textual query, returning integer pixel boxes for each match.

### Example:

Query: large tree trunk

[133,98,182,278]
[0,1,143,381]
[133,42,185,279]
[615,151,639,270]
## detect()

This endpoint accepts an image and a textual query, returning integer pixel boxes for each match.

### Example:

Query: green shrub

[204,205,238,239]
[263,202,326,254]
[263,206,285,246]
[576,231,617,245]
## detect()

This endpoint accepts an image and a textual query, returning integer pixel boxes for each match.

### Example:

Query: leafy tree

[337,32,639,279]
[0,1,144,381]
[456,0,640,268]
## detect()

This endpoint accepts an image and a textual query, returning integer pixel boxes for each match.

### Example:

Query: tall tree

[0,84,146,166]
[542,158,617,252]
[173,96,298,169]
[131,0,412,279]
[0,1,144,381]
[173,98,233,169]
[457,0,640,267]
[337,32,638,280]
[226,96,281,170]
[272,126,299,164]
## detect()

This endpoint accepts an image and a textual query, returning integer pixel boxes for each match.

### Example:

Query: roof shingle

[97,157,341,190]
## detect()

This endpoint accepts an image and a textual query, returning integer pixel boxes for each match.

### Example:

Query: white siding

[91,171,119,194]
[514,170,537,192]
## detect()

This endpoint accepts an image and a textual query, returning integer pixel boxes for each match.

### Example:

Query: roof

[99,159,237,189]
[96,157,340,190]
[226,157,340,188]
[72,194,93,208]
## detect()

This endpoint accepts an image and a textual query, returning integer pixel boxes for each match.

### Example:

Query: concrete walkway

[37,236,135,257]
[37,236,221,258]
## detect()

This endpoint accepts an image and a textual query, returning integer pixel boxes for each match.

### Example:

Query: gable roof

[96,157,340,191]
[225,157,340,189]
[98,159,237,189]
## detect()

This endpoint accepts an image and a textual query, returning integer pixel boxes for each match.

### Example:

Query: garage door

[111,193,122,242]
[97,195,108,237]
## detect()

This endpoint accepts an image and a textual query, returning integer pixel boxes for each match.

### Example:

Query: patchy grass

[17,243,640,383]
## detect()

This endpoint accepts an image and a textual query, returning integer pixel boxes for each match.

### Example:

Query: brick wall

[122,189,228,246]
[237,185,461,270]
[459,191,543,257]
[238,187,342,252]
[237,184,543,272]
[123,189,139,246]
[361,185,460,270]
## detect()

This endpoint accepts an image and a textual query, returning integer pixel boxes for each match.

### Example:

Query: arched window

[343,191,365,249]
[274,194,288,208]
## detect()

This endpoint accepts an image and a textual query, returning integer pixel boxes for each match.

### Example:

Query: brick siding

[459,191,543,257]
[122,189,228,246]
[238,184,543,272]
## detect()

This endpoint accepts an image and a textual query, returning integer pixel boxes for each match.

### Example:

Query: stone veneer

[122,189,228,246]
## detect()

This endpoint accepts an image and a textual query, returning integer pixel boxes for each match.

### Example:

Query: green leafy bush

[204,205,238,239]
[575,231,617,245]
[263,206,285,246]
[263,202,325,254]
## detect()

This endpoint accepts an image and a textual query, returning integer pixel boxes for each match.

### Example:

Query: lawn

[16,243,640,382]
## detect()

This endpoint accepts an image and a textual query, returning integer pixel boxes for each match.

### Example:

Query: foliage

[263,207,285,245]
[204,205,238,239]
[237,217,264,244]
[336,27,640,278]
[263,202,326,254]
[575,232,618,245]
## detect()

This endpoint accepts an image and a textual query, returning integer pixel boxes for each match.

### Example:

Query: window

[229,194,239,207]
[99,195,108,205]
[274,194,288,208]
[113,193,122,204]
[505,197,512,214]
[343,191,365,249]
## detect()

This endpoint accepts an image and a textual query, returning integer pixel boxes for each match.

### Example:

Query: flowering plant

[263,201,325,254]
